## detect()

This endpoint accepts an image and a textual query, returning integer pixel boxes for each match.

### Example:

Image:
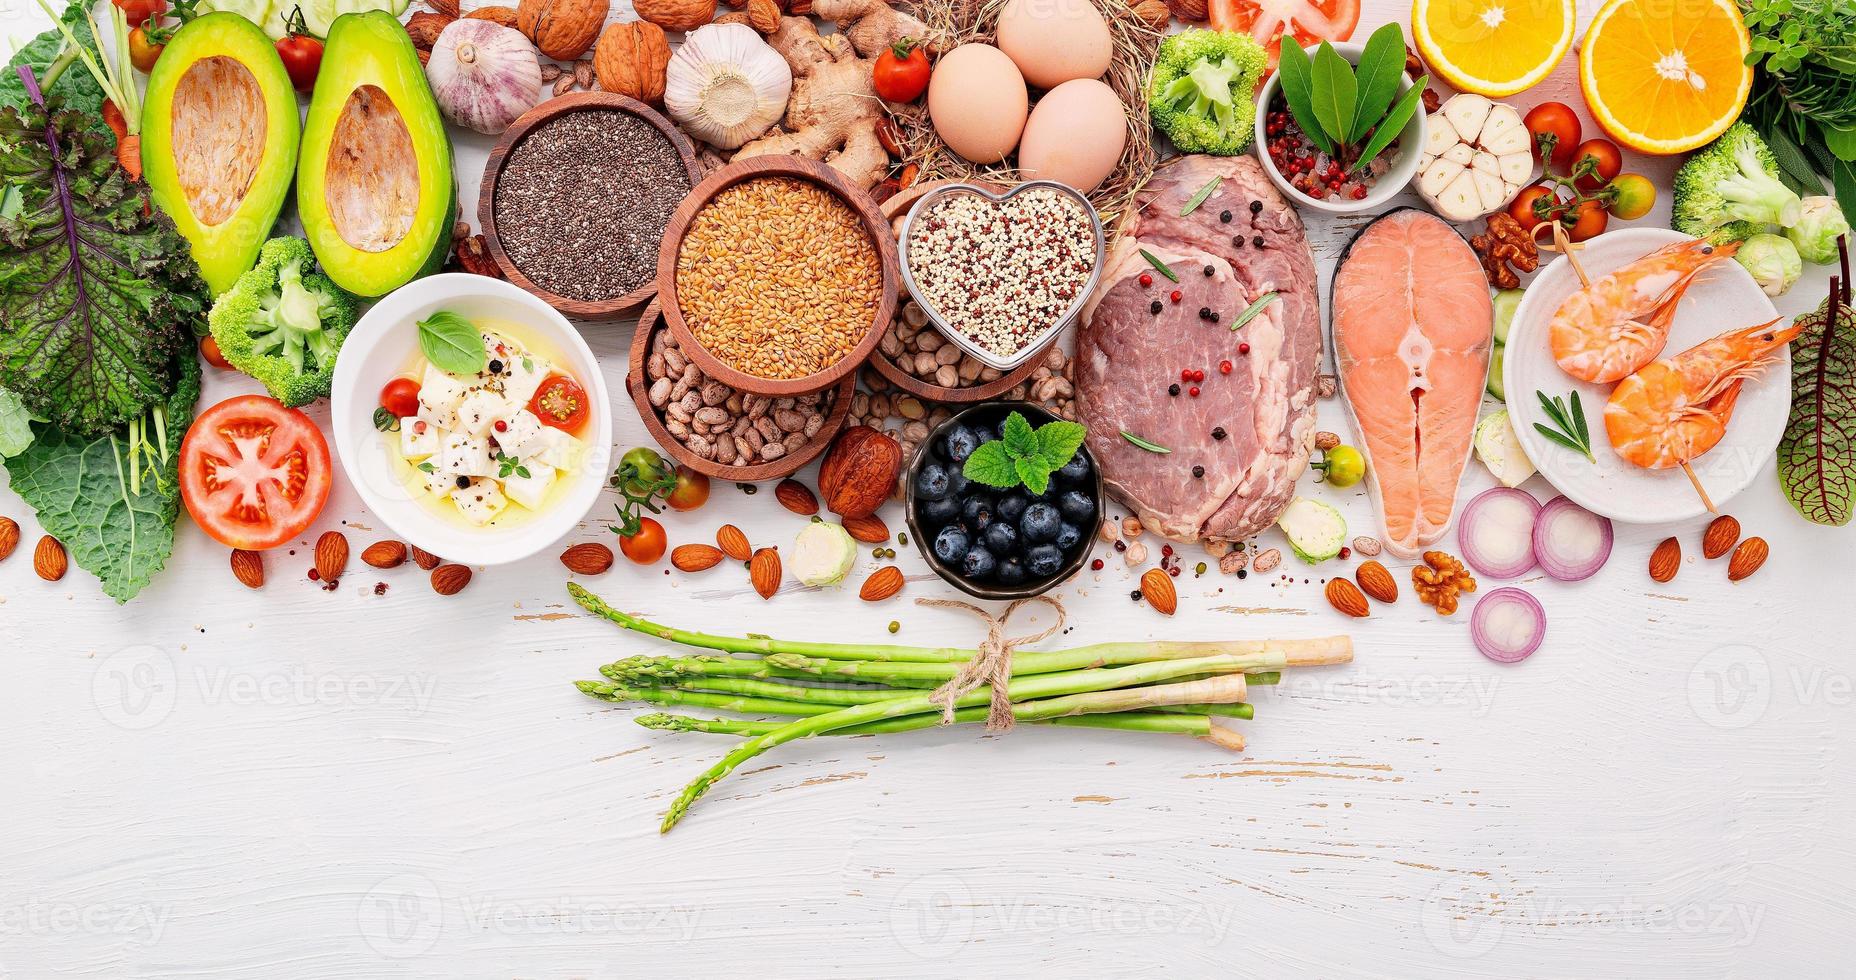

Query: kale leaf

[0,2,108,124]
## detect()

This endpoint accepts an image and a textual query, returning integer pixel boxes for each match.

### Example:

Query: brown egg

[1017,79,1127,192]
[995,0,1112,89]
[927,44,1029,164]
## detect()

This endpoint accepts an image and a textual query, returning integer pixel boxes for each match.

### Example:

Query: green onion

[1179,177,1221,216]
[1139,249,1180,283]
[1121,430,1172,454]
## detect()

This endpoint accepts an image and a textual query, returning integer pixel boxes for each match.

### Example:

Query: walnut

[1413,550,1476,616]
[453,235,503,279]
[1470,213,1539,289]
[594,21,670,102]
[517,0,608,60]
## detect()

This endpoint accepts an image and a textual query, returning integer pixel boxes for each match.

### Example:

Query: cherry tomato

[618,446,671,495]
[179,396,332,551]
[1606,172,1657,220]
[871,37,930,103]
[619,516,667,564]
[128,26,163,73]
[200,336,233,370]
[666,466,710,511]
[1523,102,1581,172]
[529,373,589,433]
[1209,0,1362,65]
[379,376,422,419]
[1507,183,1564,233]
[276,33,324,93]
[1565,198,1610,242]
[113,0,167,26]
[1571,138,1622,192]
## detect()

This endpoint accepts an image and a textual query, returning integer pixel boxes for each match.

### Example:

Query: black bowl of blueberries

[904,402,1101,599]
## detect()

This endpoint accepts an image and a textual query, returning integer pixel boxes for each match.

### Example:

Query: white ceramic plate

[330,274,613,566]
[1504,228,1784,524]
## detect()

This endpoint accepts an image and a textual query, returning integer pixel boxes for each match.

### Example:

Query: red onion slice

[1457,487,1541,579]
[1532,495,1614,581]
[1471,588,1546,663]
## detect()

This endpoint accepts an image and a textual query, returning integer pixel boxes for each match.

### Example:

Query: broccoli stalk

[207,238,358,407]
[1149,30,1268,156]
[1672,123,1804,243]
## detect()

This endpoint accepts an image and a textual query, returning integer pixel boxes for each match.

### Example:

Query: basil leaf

[1015,456,1051,496]
[962,441,1020,488]
[1311,42,1357,150]
[1351,23,1407,142]
[1002,411,1038,457]
[1275,40,1332,157]
[1351,80,1425,173]
[1034,420,1088,470]
[418,312,487,375]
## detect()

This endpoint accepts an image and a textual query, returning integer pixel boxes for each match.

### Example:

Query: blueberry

[914,462,951,501]
[1055,522,1083,553]
[1057,489,1095,526]
[1024,478,1057,501]
[942,425,982,463]
[995,558,1028,586]
[996,492,1030,524]
[1055,452,1091,485]
[1025,543,1064,578]
[1020,502,1061,543]
[962,546,998,580]
[960,493,995,530]
[932,526,971,565]
[982,521,1019,555]
[946,468,972,498]
[918,494,960,527]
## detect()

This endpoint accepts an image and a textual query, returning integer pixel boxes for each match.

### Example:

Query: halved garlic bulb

[664,23,792,150]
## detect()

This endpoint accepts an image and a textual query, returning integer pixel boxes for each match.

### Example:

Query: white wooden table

[4,1,1854,975]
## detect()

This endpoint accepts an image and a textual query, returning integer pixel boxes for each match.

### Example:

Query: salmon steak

[1331,209,1493,558]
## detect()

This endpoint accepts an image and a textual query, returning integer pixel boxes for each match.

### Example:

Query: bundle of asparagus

[567,584,1353,832]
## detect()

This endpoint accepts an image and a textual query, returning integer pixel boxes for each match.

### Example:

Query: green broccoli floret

[1149,30,1269,156]
[1672,123,1803,244]
[207,237,358,407]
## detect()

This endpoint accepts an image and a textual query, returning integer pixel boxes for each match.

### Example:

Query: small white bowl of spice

[899,181,1104,372]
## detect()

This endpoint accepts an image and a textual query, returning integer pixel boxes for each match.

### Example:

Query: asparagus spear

[637,708,1220,738]
[577,681,838,716]
[606,649,1285,688]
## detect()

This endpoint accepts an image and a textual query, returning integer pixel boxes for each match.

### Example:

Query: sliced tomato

[1209,0,1360,65]
[179,395,332,551]
[529,374,590,434]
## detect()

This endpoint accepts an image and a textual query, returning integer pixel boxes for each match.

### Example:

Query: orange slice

[1578,0,1752,154]
[1412,0,1576,97]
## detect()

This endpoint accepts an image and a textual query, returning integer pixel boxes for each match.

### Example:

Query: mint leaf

[418,312,487,376]
[962,442,1019,488]
[1015,456,1051,496]
[1002,412,1037,457]
[1034,420,1087,470]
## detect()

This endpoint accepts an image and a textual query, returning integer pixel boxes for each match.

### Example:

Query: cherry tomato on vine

[1523,102,1581,172]
[619,516,667,564]
[113,0,167,27]
[379,376,422,419]
[1605,173,1656,220]
[276,34,324,92]
[200,336,233,370]
[1564,198,1610,242]
[872,37,930,102]
[666,466,710,511]
[1571,138,1622,192]
[1508,183,1564,233]
[128,26,164,73]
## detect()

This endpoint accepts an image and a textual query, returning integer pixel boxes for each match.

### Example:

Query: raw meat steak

[1331,208,1493,557]
[1074,155,1322,543]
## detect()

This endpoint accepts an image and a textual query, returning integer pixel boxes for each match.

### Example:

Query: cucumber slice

[296,0,345,38]
[1277,496,1347,564]
[198,0,277,31]
[1492,288,1524,345]
[1487,344,1506,402]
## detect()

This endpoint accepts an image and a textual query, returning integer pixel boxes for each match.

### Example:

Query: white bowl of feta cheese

[331,274,613,566]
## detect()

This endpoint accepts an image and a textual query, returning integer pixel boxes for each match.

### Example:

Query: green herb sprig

[1275,22,1426,173]
[1120,430,1171,454]
[1534,389,1595,463]
[963,412,1089,495]
[418,311,487,376]
[1139,248,1180,283]
[1180,176,1222,216]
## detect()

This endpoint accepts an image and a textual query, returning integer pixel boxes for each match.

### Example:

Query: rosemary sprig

[1179,177,1221,217]
[1229,292,1279,331]
[1139,249,1180,283]
[1534,389,1595,462]
[1120,430,1171,454]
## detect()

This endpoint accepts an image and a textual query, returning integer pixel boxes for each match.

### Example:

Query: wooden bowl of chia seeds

[479,93,699,320]
[626,299,856,482]
[655,156,899,398]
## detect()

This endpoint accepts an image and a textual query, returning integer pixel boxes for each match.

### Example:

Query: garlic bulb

[664,23,792,150]
[427,20,542,135]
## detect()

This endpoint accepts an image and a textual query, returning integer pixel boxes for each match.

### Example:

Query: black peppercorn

[1114,540,1127,552]
[1150,299,1163,314]
[1212,426,1227,440]
[1209,311,1220,323]
[1202,264,1214,277]
[455,475,470,490]
[1220,209,1232,223]
[1192,465,1205,478]
[1250,200,1263,214]
[1199,307,1211,320]
[1168,383,1181,396]
[1130,589,1143,601]
[1237,569,1248,579]
[738,483,757,494]
[1232,236,1245,248]
[1252,235,1266,249]
[488,359,504,374]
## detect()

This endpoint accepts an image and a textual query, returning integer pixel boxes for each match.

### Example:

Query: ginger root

[732,15,892,189]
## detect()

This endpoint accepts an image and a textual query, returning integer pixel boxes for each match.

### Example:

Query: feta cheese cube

[400,419,441,458]
[492,409,544,457]
[418,462,455,497]
[527,426,581,471]
[449,477,508,526]
[500,460,556,510]
[498,352,548,407]
[438,431,494,477]
[417,365,470,429]
[454,390,508,438]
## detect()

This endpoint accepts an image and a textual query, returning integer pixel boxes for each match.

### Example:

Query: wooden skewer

[1681,461,1717,514]
[1535,221,1592,288]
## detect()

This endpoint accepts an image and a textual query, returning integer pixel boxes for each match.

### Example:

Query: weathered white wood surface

[4,1,1854,976]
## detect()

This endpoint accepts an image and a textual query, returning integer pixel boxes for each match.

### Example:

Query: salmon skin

[1330,208,1494,558]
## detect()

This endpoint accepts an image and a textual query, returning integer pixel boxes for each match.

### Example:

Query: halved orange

[1413,0,1576,97]
[1578,0,1752,154]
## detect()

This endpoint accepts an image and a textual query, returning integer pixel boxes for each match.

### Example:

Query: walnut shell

[594,21,670,103]
[818,425,901,520]
[516,0,607,60]
[633,0,715,33]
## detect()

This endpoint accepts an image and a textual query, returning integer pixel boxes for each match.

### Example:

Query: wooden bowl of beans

[627,299,856,481]
[478,93,700,320]
[655,156,899,397]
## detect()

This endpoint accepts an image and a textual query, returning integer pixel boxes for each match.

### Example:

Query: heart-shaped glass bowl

[897,180,1106,372]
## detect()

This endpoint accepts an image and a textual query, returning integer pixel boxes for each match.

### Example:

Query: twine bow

[915,595,1066,732]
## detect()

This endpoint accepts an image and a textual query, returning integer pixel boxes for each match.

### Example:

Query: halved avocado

[141,12,301,296]
[297,11,454,298]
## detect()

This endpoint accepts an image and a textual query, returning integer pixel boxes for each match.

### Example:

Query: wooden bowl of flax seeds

[656,156,899,397]
[479,93,699,320]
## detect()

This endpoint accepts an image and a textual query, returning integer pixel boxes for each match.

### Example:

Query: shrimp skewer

[1550,238,1740,384]
[1604,317,1801,474]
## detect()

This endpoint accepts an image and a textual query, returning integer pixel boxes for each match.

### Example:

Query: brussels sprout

[1737,233,1802,297]
[792,521,857,587]
[1786,196,1851,265]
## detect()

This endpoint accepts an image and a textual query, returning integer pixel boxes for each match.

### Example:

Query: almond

[0,516,18,563]
[34,535,66,581]
[1140,567,1178,615]
[774,478,820,516]
[1325,577,1370,617]
[410,545,443,570]
[1164,0,1209,21]
[1702,514,1740,559]
[1649,537,1681,583]
[1727,537,1768,582]
[315,531,349,583]
[431,564,473,596]
[632,0,712,33]
[749,547,781,599]
[671,544,725,572]
[403,10,455,47]
[464,3,519,26]
[859,565,904,602]
[1129,0,1169,29]
[560,542,615,574]
[1354,560,1398,603]
[362,540,408,569]
[744,0,779,31]
[230,549,264,589]
[716,524,752,562]
[841,513,890,544]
